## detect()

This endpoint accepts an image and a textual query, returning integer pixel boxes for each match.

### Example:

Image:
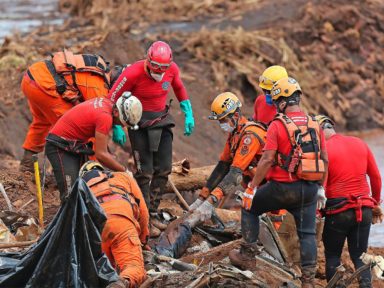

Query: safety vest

[274,113,325,181]
[230,121,267,169]
[28,49,111,102]
[84,170,140,219]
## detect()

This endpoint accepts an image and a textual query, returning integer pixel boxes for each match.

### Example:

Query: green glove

[112,125,126,146]
[180,99,195,136]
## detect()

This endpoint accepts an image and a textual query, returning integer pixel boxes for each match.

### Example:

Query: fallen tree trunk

[166,165,215,193]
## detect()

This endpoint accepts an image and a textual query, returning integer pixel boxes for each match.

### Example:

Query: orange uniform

[220,117,266,174]
[84,171,149,287]
[205,116,267,201]
[22,53,110,153]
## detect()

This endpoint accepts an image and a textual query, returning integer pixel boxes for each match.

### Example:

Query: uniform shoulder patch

[243,135,252,145]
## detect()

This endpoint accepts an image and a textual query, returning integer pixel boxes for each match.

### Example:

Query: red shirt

[325,134,381,202]
[264,111,326,182]
[50,98,113,141]
[107,60,188,111]
[253,95,276,125]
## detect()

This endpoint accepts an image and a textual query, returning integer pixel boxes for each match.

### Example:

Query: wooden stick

[168,179,190,210]
[0,182,14,211]
[0,239,37,249]
[16,198,35,212]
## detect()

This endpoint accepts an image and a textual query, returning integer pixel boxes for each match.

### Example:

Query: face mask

[150,71,164,82]
[220,122,234,133]
[265,94,273,105]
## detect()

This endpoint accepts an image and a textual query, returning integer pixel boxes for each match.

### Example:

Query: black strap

[139,99,173,128]
[26,69,34,81]
[44,60,67,95]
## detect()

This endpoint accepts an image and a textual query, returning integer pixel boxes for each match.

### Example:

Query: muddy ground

[0,0,383,286]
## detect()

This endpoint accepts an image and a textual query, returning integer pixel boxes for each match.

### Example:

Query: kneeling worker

[80,161,149,288]
[189,92,266,220]
[46,93,142,202]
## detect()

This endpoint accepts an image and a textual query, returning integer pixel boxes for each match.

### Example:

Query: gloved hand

[317,186,327,210]
[112,125,126,146]
[372,205,384,224]
[360,252,384,280]
[180,100,195,136]
[242,185,257,211]
[189,198,204,211]
[195,199,214,222]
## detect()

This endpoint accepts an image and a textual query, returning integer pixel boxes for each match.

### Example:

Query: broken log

[166,165,215,193]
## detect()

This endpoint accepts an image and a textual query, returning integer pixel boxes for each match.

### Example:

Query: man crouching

[80,161,149,288]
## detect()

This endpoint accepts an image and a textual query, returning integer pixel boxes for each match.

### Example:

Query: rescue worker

[316,115,383,288]
[253,65,288,125]
[107,41,195,214]
[20,49,126,172]
[189,92,266,219]
[229,77,328,288]
[79,161,149,288]
[45,93,142,202]
[253,65,289,229]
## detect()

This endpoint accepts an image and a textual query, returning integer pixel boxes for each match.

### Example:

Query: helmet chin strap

[230,112,240,131]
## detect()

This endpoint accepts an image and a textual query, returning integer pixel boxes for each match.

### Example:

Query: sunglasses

[149,60,171,72]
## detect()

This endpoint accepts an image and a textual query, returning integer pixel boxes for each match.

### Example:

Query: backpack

[274,113,325,181]
[28,49,110,102]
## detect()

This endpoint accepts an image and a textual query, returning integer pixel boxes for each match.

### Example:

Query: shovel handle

[32,155,44,228]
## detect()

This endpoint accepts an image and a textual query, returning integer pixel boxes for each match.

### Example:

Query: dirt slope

[0,0,383,167]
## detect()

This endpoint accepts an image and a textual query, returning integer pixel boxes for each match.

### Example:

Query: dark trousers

[323,207,373,287]
[129,128,173,212]
[45,142,83,202]
[242,180,318,268]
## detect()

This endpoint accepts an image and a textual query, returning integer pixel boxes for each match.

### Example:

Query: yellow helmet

[315,114,335,126]
[79,160,104,178]
[209,92,242,120]
[259,65,288,90]
[271,77,301,101]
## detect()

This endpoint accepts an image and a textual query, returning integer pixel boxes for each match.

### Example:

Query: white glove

[317,186,327,210]
[360,252,384,279]
[195,200,214,222]
[189,198,204,211]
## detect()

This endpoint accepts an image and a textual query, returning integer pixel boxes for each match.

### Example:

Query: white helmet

[116,92,142,128]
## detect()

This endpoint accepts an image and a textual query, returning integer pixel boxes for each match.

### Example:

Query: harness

[274,113,325,181]
[46,49,111,98]
[229,121,267,168]
[323,195,377,222]
[83,170,140,219]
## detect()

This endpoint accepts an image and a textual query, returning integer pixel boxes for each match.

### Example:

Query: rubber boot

[301,265,317,288]
[228,242,259,270]
[19,149,36,173]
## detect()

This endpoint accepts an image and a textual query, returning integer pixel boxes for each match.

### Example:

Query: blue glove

[179,99,195,136]
[112,125,126,146]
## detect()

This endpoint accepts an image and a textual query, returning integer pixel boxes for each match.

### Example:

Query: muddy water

[0,0,65,42]
[357,130,384,247]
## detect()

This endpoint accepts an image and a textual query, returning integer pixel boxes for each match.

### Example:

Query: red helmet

[146,41,173,73]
